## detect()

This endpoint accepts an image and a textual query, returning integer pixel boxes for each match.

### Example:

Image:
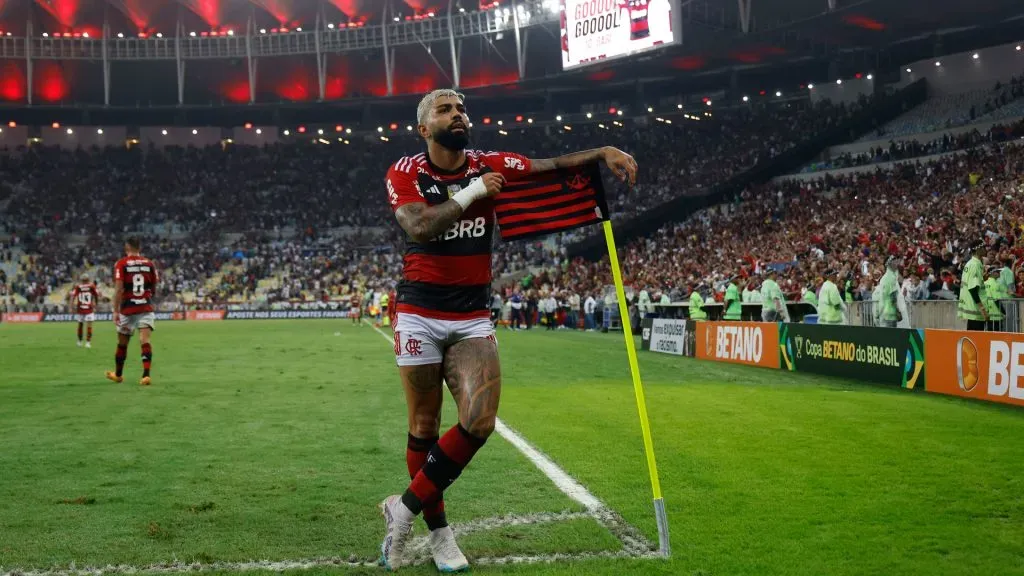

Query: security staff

[818,269,846,325]
[985,266,1009,332]
[801,282,819,311]
[689,285,707,320]
[724,277,742,321]
[879,258,902,328]
[958,243,989,331]
[760,269,785,322]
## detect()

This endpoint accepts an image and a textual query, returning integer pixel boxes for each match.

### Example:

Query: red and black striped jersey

[114,255,159,316]
[70,283,99,314]
[620,0,650,40]
[386,150,532,320]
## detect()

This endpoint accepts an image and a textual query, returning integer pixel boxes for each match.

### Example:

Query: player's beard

[434,125,470,151]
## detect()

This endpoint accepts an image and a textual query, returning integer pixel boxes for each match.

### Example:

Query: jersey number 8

[132,274,146,297]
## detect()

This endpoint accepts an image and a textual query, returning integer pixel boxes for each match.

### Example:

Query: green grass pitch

[2,320,1024,576]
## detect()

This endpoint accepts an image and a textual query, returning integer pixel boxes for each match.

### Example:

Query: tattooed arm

[530,146,638,186]
[395,201,466,244]
[394,171,506,243]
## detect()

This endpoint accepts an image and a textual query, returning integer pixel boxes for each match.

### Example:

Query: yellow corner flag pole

[602,220,670,557]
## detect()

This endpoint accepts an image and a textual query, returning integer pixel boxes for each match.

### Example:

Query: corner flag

[496,162,670,557]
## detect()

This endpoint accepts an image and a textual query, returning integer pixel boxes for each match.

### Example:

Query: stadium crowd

[534,139,1024,312]
[802,116,1024,172]
[2,93,1022,328]
[0,97,859,308]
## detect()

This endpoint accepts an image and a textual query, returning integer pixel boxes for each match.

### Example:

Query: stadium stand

[538,140,1024,310]
[860,75,1024,140]
[2,82,1022,325]
[0,97,865,311]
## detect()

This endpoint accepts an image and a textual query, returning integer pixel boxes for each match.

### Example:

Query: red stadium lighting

[855,73,863,79]
[244,122,253,130]
[389,123,398,130]
[759,90,766,95]
[483,117,491,124]
[297,126,306,133]
[515,115,523,122]
[280,27,289,32]
[52,122,60,129]
[608,107,616,114]
[271,28,279,33]
[8,121,15,128]
[201,31,208,36]
[335,125,343,132]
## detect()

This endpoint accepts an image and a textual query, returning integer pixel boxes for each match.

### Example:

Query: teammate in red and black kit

[69,274,101,348]
[377,88,637,571]
[350,291,362,325]
[619,0,651,41]
[105,236,160,386]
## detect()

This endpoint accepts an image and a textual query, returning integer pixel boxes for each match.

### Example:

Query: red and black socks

[141,343,152,378]
[114,343,128,377]
[407,434,447,530]
[401,424,487,516]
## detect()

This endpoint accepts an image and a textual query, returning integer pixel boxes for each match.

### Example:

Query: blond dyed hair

[416,89,466,126]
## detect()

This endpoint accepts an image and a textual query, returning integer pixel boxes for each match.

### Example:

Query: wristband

[451,177,488,211]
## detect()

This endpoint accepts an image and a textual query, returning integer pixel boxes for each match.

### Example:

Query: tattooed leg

[443,338,501,439]
[400,338,498,515]
[399,364,448,529]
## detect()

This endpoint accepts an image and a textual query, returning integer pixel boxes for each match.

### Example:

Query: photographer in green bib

[760,269,786,322]
[878,258,902,328]
[958,243,990,331]
[689,284,707,320]
[985,266,1009,332]
[818,268,847,325]
[724,277,742,321]
[801,281,819,312]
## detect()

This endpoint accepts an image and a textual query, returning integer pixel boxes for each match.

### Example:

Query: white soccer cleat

[76,341,82,347]
[379,495,414,571]
[85,342,91,349]
[429,526,469,573]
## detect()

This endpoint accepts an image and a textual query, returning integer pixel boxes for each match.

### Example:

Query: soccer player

[105,236,159,386]
[69,273,100,348]
[350,291,362,325]
[378,88,636,571]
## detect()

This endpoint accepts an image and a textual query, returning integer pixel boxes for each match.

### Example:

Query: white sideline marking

[494,420,603,511]
[365,321,604,511]
[1,549,660,576]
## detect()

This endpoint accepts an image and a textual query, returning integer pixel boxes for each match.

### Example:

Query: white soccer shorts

[76,313,96,323]
[393,313,496,366]
[117,312,156,336]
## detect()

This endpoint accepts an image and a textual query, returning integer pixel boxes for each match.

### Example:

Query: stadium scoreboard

[560,0,679,71]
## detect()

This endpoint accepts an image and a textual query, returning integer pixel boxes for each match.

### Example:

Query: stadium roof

[0,0,1019,124]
